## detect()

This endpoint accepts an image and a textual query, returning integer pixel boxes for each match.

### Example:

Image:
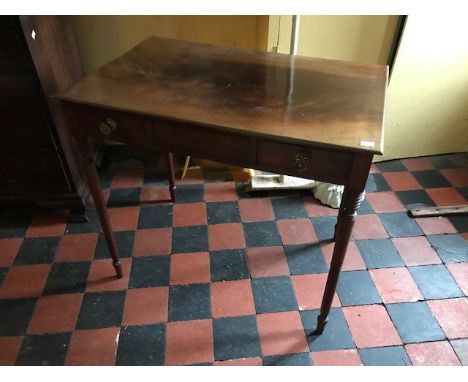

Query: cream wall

[383,15,468,160]
[70,16,267,73]
[296,16,398,65]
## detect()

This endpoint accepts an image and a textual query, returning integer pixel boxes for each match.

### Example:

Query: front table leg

[165,152,176,203]
[315,191,365,334]
[84,161,123,278]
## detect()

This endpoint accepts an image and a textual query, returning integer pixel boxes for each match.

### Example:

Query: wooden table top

[56,36,388,155]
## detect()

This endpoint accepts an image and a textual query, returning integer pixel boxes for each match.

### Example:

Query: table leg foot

[113,261,123,279]
[313,315,329,335]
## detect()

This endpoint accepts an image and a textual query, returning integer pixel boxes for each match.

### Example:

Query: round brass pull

[292,153,310,173]
[99,118,117,136]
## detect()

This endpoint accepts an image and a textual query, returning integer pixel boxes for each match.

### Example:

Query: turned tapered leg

[334,188,349,241]
[315,191,365,334]
[165,152,176,203]
[84,161,123,278]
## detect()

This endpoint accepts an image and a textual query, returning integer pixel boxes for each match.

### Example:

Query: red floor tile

[208,223,245,251]
[415,217,457,235]
[292,274,340,310]
[311,349,362,366]
[0,264,50,299]
[65,328,120,366]
[246,246,290,278]
[25,214,66,238]
[28,293,83,335]
[391,237,441,266]
[369,267,423,304]
[343,305,402,348]
[426,188,466,206]
[238,198,275,222]
[204,182,238,202]
[321,241,366,271]
[401,158,434,171]
[256,311,309,356]
[122,286,168,326]
[365,192,406,213]
[352,215,388,240]
[428,298,468,339]
[211,279,256,318]
[133,227,172,256]
[86,258,132,292]
[172,202,207,227]
[170,252,210,285]
[303,196,339,217]
[140,186,171,204]
[0,337,23,366]
[0,238,22,267]
[382,172,421,191]
[108,206,140,231]
[55,233,98,262]
[405,341,461,366]
[277,218,318,245]
[165,320,214,365]
[440,168,468,187]
[446,263,468,295]
[463,233,468,242]
[214,357,263,366]
[111,169,144,188]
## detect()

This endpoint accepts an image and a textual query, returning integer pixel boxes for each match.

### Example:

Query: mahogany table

[56,36,388,334]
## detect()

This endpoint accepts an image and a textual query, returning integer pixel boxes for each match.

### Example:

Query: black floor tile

[408,265,463,299]
[395,190,435,209]
[311,216,337,241]
[75,291,125,330]
[129,256,170,288]
[284,244,328,275]
[336,271,381,306]
[175,184,204,203]
[14,237,60,265]
[213,316,261,361]
[411,170,451,189]
[66,210,101,234]
[107,187,141,207]
[427,234,468,263]
[94,230,135,259]
[207,202,241,224]
[0,267,8,287]
[355,239,404,269]
[143,170,169,186]
[98,169,113,188]
[43,262,91,295]
[251,276,298,313]
[376,160,406,172]
[300,308,355,351]
[172,226,208,253]
[0,215,31,238]
[263,353,312,366]
[137,205,173,229]
[168,284,211,321]
[271,197,308,219]
[243,221,282,247]
[116,324,166,366]
[428,155,458,169]
[379,212,424,238]
[210,249,249,282]
[449,215,468,233]
[359,346,412,366]
[456,187,468,201]
[16,332,71,366]
[365,173,391,192]
[358,198,375,215]
[0,298,37,336]
[386,302,445,343]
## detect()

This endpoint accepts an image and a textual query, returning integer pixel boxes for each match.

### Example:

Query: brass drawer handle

[292,153,310,172]
[99,118,117,136]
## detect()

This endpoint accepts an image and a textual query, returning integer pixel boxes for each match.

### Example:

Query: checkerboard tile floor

[0,148,467,366]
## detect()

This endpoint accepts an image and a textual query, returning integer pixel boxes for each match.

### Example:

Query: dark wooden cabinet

[0,16,90,220]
